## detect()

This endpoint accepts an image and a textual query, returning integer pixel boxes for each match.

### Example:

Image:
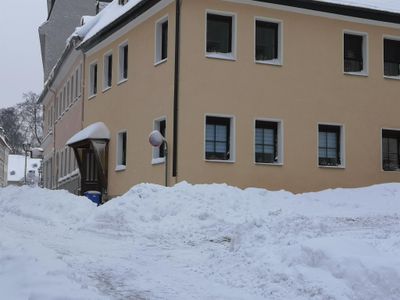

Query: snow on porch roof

[66,122,110,146]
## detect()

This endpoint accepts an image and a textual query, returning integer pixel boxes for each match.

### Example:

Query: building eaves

[37,38,78,104]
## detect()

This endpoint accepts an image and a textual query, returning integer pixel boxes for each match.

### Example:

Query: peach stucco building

[41,0,400,199]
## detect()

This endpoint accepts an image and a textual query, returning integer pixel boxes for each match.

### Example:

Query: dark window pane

[107,55,112,87]
[382,130,400,171]
[207,14,232,54]
[205,116,230,160]
[255,121,278,163]
[93,65,97,94]
[123,45,128,79]
[159,120,166,158]
[344,34,363,72]
[161,21,168,60]
[256,21,278,61]
[319,125,341,166]
[121,132,127,166]
[384,39,400,76]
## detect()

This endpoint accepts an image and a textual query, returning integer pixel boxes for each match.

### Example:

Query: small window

[318,124,343,167]
[117,131,127,168]
[255,19,281,64]
[344,33,367,74]
[384,38,400,77]
[382,129,400,171]
[63,86,66,111]
[89,62,98,96]
[255,120,280,164]
[75,69,79,98]
[71,75,75,101]
[205,116,232,161]
[155,18,168,63]
[206,12,235,58]
[153,118,166,162]
[67,81,70,106]
[119,43,128,81]
[104,53,113,89]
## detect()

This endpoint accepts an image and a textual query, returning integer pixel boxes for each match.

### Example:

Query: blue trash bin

[84,191,102,206]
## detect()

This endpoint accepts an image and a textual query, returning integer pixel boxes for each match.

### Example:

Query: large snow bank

[0,182,400,299]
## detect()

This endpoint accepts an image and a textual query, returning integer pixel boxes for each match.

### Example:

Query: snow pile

[0,183,400,299]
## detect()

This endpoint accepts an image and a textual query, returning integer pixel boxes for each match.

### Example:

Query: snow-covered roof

[7,155,42,183]
[66,122,111,146]
[317,0,400,14]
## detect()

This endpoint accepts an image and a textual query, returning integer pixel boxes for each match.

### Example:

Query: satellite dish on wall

[148,130,164,148]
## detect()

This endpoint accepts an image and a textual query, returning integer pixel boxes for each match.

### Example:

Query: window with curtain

[206,116,230,160]
[384,39,400,77]
[207,13,233,54]
[255,121,278,163]
[255,20,279,61]
[382,130,400,171]
[319,125,341,166]
[344,33,364,72]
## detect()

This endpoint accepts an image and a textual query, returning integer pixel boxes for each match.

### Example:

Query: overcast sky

[0,0,47,109]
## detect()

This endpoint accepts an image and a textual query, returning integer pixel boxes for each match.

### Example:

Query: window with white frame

[255,18,282,64]
[155,17,168,63]
[255,120,283,164]
[382,129,400,171]
[318,124,344,167]
[205,115,234,161]
[384,38,400,77]
[104,52,113,89]
[153,118,166,162]
[119,43,128,81]
[344,32,367,74]
[67,80,70,106]
[63,86,66,111]
[206,12,235,59]
[117,131,127,169]
[89,62,98,96]
[71,75,75,101]
[75,68,79,98]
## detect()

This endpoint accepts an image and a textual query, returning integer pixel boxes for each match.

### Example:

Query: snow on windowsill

[152,157,165,165]
[205,159,235,164]
[344,71,368,77]
[254,162,284,166]
[255,59,282,66]
[102,86,111,93]
[88,94,97,100]
[206,52,236,61]
[384,75,400,81]
[115,165,126,172]
[154,58,167,67]
[319,165,346,169]
[117,78,128,86]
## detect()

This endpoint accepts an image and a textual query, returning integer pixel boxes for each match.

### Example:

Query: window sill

[154,58,167,67]
[115,165,126,172]
[206,53,236,61]
[88,94,97,100]
[255,59,282,66]
[255,162,283,166]
[384,75,400,81]
[205,159,235,164]
[117,78,128,86]
[152,157,165,165]
[102,86,111,93]
[343,71,368,77]
[319,165,345,169]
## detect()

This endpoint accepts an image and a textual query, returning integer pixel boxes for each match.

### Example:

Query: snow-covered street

[0,183,399,300]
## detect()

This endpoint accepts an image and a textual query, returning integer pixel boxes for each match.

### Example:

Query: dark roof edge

[255,0,400,24]
[78,0,162,52]
[37,39,77,104]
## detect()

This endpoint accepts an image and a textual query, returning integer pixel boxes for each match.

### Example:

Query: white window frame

[74,68,79,99]
[103,50,113,91]
[204,114,236,163]
[343,30,368,76]
[254,16,283,66]
[317,122,346,169]
[118,41,129,84]
[254,118,284,165]
[154,15,169,65]
[205,10,237,61]
[383,35,400,80]
[116,130,127,171]
[89,61,98,98]
[152,116,167,164]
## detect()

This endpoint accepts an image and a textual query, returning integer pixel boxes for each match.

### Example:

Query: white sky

[0,0,47,109]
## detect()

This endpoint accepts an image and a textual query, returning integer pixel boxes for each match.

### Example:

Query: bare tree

[17,92,43,147]
[0,107,24,153]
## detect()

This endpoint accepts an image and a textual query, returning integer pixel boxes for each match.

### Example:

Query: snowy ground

[0,183,399,300]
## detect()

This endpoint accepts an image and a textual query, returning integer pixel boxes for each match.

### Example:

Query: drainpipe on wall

[48,87,57,190]
[172,0,181,182]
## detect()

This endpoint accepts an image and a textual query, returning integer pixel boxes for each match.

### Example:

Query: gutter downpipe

[172,0,181,181]
[48,87,57,190]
